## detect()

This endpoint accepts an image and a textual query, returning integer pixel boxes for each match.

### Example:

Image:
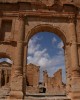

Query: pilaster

[64,43,72,97]
[9,14,25,99]
[69,22,80,100]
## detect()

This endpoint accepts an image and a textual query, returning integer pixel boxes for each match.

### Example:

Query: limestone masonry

[0,0,80,100]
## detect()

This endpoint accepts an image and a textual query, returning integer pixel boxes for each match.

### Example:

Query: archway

[27,31,66,94]
[26,24,66,43]
[25,24,71,97]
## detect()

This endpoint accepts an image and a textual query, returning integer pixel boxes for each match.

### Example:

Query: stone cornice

[2,11,76,18]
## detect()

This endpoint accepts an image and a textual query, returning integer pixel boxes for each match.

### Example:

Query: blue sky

[27,32,66,83]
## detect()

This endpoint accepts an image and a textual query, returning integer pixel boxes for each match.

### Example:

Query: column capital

[68,16,76,23]
[18,13,25,21]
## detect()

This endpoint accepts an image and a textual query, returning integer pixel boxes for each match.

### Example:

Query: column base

[71,92,80,100]
[9,91,23,99]
[71,77,80,100]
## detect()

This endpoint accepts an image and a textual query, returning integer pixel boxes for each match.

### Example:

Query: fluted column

[69,22,80,99]
[10,15,25,99]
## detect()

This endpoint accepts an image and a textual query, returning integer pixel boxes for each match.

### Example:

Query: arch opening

[26,25,67,95]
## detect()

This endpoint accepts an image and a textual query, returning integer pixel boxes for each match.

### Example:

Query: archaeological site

[0,0,80,100]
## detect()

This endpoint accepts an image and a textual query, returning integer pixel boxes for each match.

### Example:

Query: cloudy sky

[27,32,66,83]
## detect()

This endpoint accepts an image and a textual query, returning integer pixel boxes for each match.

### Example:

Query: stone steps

[25,94,71,100]
[25,97,71,100]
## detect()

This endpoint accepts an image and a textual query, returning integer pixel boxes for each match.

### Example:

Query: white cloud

[57,41,64,49]
[52,37,57,44]
[28,37,65,69]
[28,36,40,55]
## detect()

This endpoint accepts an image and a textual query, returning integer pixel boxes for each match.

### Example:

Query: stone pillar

[64,44,72,97]
[10,15,25,99]
[69,22,80,100]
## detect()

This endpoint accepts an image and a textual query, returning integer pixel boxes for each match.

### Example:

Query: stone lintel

[2,11,76,19]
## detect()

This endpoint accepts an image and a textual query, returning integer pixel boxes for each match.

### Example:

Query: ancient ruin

[26,63,65,95]
[0,0,80,99]
[26,63,40,93]
[43,69,66,95]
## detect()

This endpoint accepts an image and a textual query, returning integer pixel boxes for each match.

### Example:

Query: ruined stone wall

[26,63,40,93]
[53,69,62,87]
[43,69,66,95]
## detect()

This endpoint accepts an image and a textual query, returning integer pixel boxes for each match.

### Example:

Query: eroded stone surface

[0,0,80,99]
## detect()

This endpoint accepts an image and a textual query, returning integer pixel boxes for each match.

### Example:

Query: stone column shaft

[69,22,80,100]
[69,22,79,76]
[10,16,25,99]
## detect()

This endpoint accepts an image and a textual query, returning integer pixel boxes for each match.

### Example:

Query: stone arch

[25,23,68,95]
[26,24,66,44]
[0,52,12,61]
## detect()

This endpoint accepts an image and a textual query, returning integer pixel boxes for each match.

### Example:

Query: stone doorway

[26,31,66,95]
[25,24,73,99]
